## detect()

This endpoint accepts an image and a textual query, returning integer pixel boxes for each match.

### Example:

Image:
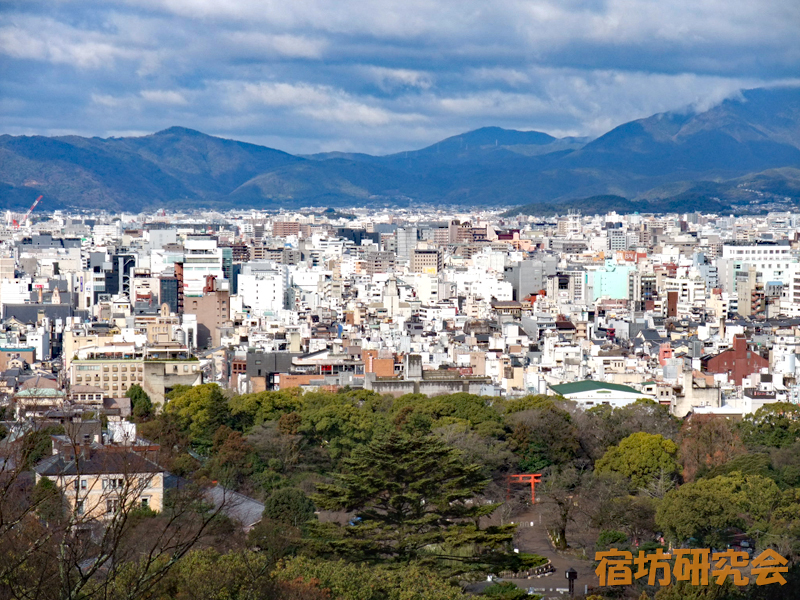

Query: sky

[1,0,799,155]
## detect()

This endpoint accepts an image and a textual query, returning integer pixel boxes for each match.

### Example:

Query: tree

[538,465,586,550]
[596,432,679,490]
[679,414,746,482]
[311,431,519,575]
[228,389,304,431]
[126,548,330,600]
[1,431,236,600]
[300,395,389,460]
[204,426,258,491]
[263,488,316,528]
[165,383,231,450]
[584,476,658,546]
[739,402,800,451]
[705,453,776,481]
[392,392,503,432]
[433,423,515,477]
[31,476,65,523]
[574,399,678,463]
[482,581,535,600]
[274,556,465,600]
[126,384,153,421]
[509,404,581,471]
[655,473,783,548]
[657,475,741,547]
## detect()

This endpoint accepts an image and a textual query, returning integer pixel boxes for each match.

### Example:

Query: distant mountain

[0,127,300,211]
[1,86,799,212]
[564,87,800,181]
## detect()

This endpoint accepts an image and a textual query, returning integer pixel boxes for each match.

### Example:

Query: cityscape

[2,0,800,598]
[1,205,800,598]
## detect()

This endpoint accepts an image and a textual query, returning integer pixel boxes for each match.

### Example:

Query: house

[13,387,66,418]
[35,446,164,519]
[549,380,655,409]
[700,334,769,385]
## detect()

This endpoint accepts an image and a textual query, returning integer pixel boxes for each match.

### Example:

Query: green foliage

[391,393,504,438]
[204,426,258,489]
[127,548,329,600]
[656,473,784,548]
[705,453,776,481]
[165,384,193,402]
[263,488,316,528]
[596,529,629,551]
[165,383,231,450]
[275,556,466,600]
[501,394,557,415]
[300,392,390,459]
[434,423,515,476]
[228,389,304,431]
[738,402,800,450]
[126,384,154,420]
[32,476,64,522]
[770,441,800,488]
[509,403,580,471]
[580,400,679,463]
[311,431,519,575]
[21,426,62,468]
[482,581,538,600]
[595,432,679,489]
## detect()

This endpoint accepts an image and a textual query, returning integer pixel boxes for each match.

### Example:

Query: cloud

[1,0,798,154]
[223,81,426,127]
[140,89,189,105]
[0,19,134,68]
[362,67,433,91]
[224,31,327,59]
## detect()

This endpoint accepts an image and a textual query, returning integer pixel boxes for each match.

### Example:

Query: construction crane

[18,195,43,229]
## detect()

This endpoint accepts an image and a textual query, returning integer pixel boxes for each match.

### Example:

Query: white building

[549,380,655,409]
[237,262,289,316]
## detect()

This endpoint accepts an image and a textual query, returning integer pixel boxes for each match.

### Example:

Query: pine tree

[311,431,521,575]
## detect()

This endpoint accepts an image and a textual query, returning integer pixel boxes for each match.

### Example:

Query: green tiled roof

[15,388,65,397]
[549,380,643,396]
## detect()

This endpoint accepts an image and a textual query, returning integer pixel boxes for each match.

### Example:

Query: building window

[106,499,119,514]
[76,500,84,515]
[81,479,87,490]
[141,498,149,509]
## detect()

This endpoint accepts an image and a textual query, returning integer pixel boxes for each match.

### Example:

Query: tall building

[183,275,230,349]
[273,221,301,237]
[410,249,442,274]
[396,227,418,262]
[182,238,224,297]
[237,262,289,316]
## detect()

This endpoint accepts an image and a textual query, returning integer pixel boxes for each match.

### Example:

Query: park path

[504,505,599,597]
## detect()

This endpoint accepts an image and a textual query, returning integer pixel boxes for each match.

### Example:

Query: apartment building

[35,447,164,519]
[70,344,202,405]
[410,249,442,274]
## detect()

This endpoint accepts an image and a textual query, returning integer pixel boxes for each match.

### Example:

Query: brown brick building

[701,334,769,385]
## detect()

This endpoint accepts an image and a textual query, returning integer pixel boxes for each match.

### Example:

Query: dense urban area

[2,206,800,600]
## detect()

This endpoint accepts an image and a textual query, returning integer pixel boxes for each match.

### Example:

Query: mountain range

[1,86,799,214]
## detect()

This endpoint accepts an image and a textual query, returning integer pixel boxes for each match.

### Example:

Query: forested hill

[7,385,800,598]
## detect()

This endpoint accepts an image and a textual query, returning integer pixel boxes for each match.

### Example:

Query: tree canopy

[595,432,679,490]
[311,431,520,575]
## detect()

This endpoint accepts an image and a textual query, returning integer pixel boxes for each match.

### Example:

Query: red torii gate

[506,473,542,504]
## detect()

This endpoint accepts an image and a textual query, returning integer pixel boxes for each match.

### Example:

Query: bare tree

[1,428,237,600]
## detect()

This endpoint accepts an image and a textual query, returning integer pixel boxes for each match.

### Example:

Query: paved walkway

[505,506,598,597]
